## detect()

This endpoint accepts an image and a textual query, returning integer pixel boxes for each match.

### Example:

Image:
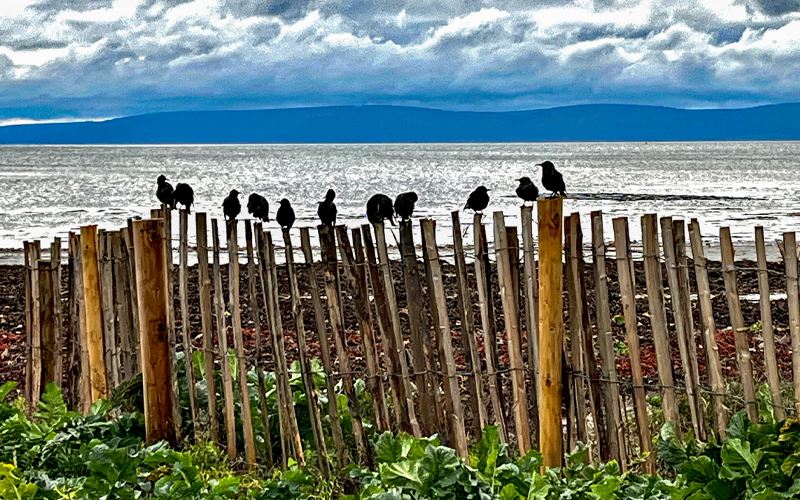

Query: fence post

[564,216,588,448]
[520,206,540,443]
[689,220,728,438]
[590,211,626,468]
[50,239,63,389]
[37,260,56,394]
[211,219,237,460]
[111,232,135,382]
[99,231,119,389]
[783,232,800,416]
[65,234,79,408]
[80,226,107,402]
[755,227,784,421]
[420,218,469,458]
[642,215,681,429]
[195,213,219,444]
[300,228,347,467]
[538,198,563,468]
[132,219,176,445]
[612,217,655,474]
[178,211,200,434]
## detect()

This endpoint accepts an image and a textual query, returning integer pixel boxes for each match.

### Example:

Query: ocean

[1,142,798,264]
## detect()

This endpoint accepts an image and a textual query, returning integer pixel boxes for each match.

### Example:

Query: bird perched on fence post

[464,186,490,214]
[223,190,241,221]
[318,189,337,227]
[276,199,295,229]
[515,177,539,205]
[173,183,194,213]
[247,193,270,222]
[367,194,396,226]
[394,192,418,222]
[538,161,566,197]
[156,175,175,208]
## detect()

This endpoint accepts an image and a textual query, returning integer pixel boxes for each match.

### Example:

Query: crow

[222,190,241,221]
[247,193,270,222]
[394,192,418,221]
[173,183,194,213]
[276,199,295,229]
[156,175,175,208]
[515,177,539,205]
[367,194,396,225]
[538,161,566,197]
[464,186,490,213]
[318,189,337,227]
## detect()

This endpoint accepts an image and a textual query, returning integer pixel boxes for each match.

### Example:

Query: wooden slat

[80,226,107,402]
[50,238,63,389]
[211,219,237,459]
[473,214,507,442]
[452,212,487,439]
[520,206,540,444]
[300,227,347,467]
[124,219,141,369]
[590,211,626,467]
[660,217,703,438]
[688,219,727,438]
[719,227,759,422]
[612,217,655,474]
[38,260,57,393]
[783,232,800,416]
[641,215,680,428]
[318,224,370,464]
[564,216,588,447]
[111,232,135,382]
[99,231,119,389]
[755,226,784,421]
[158,206,182,441]
[72,234,91,413]
[65,234,80,408]
[195,213,219,445]
[420,218,469,458]
[178,211,200,434]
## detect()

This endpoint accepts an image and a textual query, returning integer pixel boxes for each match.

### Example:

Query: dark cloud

[218,0,316,21]
[749,0,800,16]
[29,0,113,12]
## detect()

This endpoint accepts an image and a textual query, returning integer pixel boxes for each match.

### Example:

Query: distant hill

[1,104,800,143]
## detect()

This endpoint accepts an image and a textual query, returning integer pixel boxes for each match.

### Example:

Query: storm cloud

[0,0,799,122]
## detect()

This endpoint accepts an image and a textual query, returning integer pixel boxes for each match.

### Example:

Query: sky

[1,0,799,123]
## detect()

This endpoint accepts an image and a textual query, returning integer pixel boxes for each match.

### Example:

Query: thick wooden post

[612,217,655,474]
[80,226,107,401]
[420,219,469,458]
[689,220,727,438]
[719,227,759,422]
[641,215,680,428]
[452,212,487,439]
[373,221,421,436]
[300,228,347,467]
[195,213,219,444]
[319,224,370,464]
[285,228,328,475]
[783,232,800,416]
[337,226,389,432]
[132,219,176,445]
[211,219,237,459]
[227,221,256,466]
[99,231,119,389]
[755,227,784,421]
[398,220,437,435]
[37,260,57,394]
[538,198,563,468]
[590,211,626,467]
[178,211,200,434]
[660,217,703,438]
[246,222,274,468]
[493,212,531,454]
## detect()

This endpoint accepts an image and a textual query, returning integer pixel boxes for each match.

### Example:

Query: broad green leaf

[474,424,500,475]
[726,412,749,441]
[527,473,549,500]
[720,438,762,479]
[756,384,776,425]
[680,456,717,483]
[591,474,622,500]
[781,451,800,475]
[0,382,16,402]
[499,484,522,500]
[375,432,404,464]
[657,421,687,470]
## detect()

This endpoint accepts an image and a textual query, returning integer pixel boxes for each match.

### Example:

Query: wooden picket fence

[22,198,800,473]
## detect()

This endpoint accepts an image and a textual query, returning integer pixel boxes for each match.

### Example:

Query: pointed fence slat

[755,226,784,421]
[196,213,219,445]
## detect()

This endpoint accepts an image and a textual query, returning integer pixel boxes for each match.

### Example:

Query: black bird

[367,194,395,225]
[464,186,490,213]
[247,193,270,222]
[538,161,566,197]
[394,192,418,221]
[222,190,241,221]
[515,177,539,205]
[276,199,295,229]
[156,175,175,208]
[173,183,194,213]
[317,189,337,227]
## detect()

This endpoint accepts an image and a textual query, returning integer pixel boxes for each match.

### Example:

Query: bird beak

[487,189,492,191]
[534,163,542,167]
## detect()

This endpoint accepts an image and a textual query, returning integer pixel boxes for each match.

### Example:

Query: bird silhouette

[318,189,337,227]
[515,177,539,205]
[173,183,194,213]
[247,193,270,222]
[276,199,295,229]
[464,186,490,213]
[394,192,418,221]
[367,194,395,225]
[538,161,566,197]
[156,175,175,208]
[222,190,241,221]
